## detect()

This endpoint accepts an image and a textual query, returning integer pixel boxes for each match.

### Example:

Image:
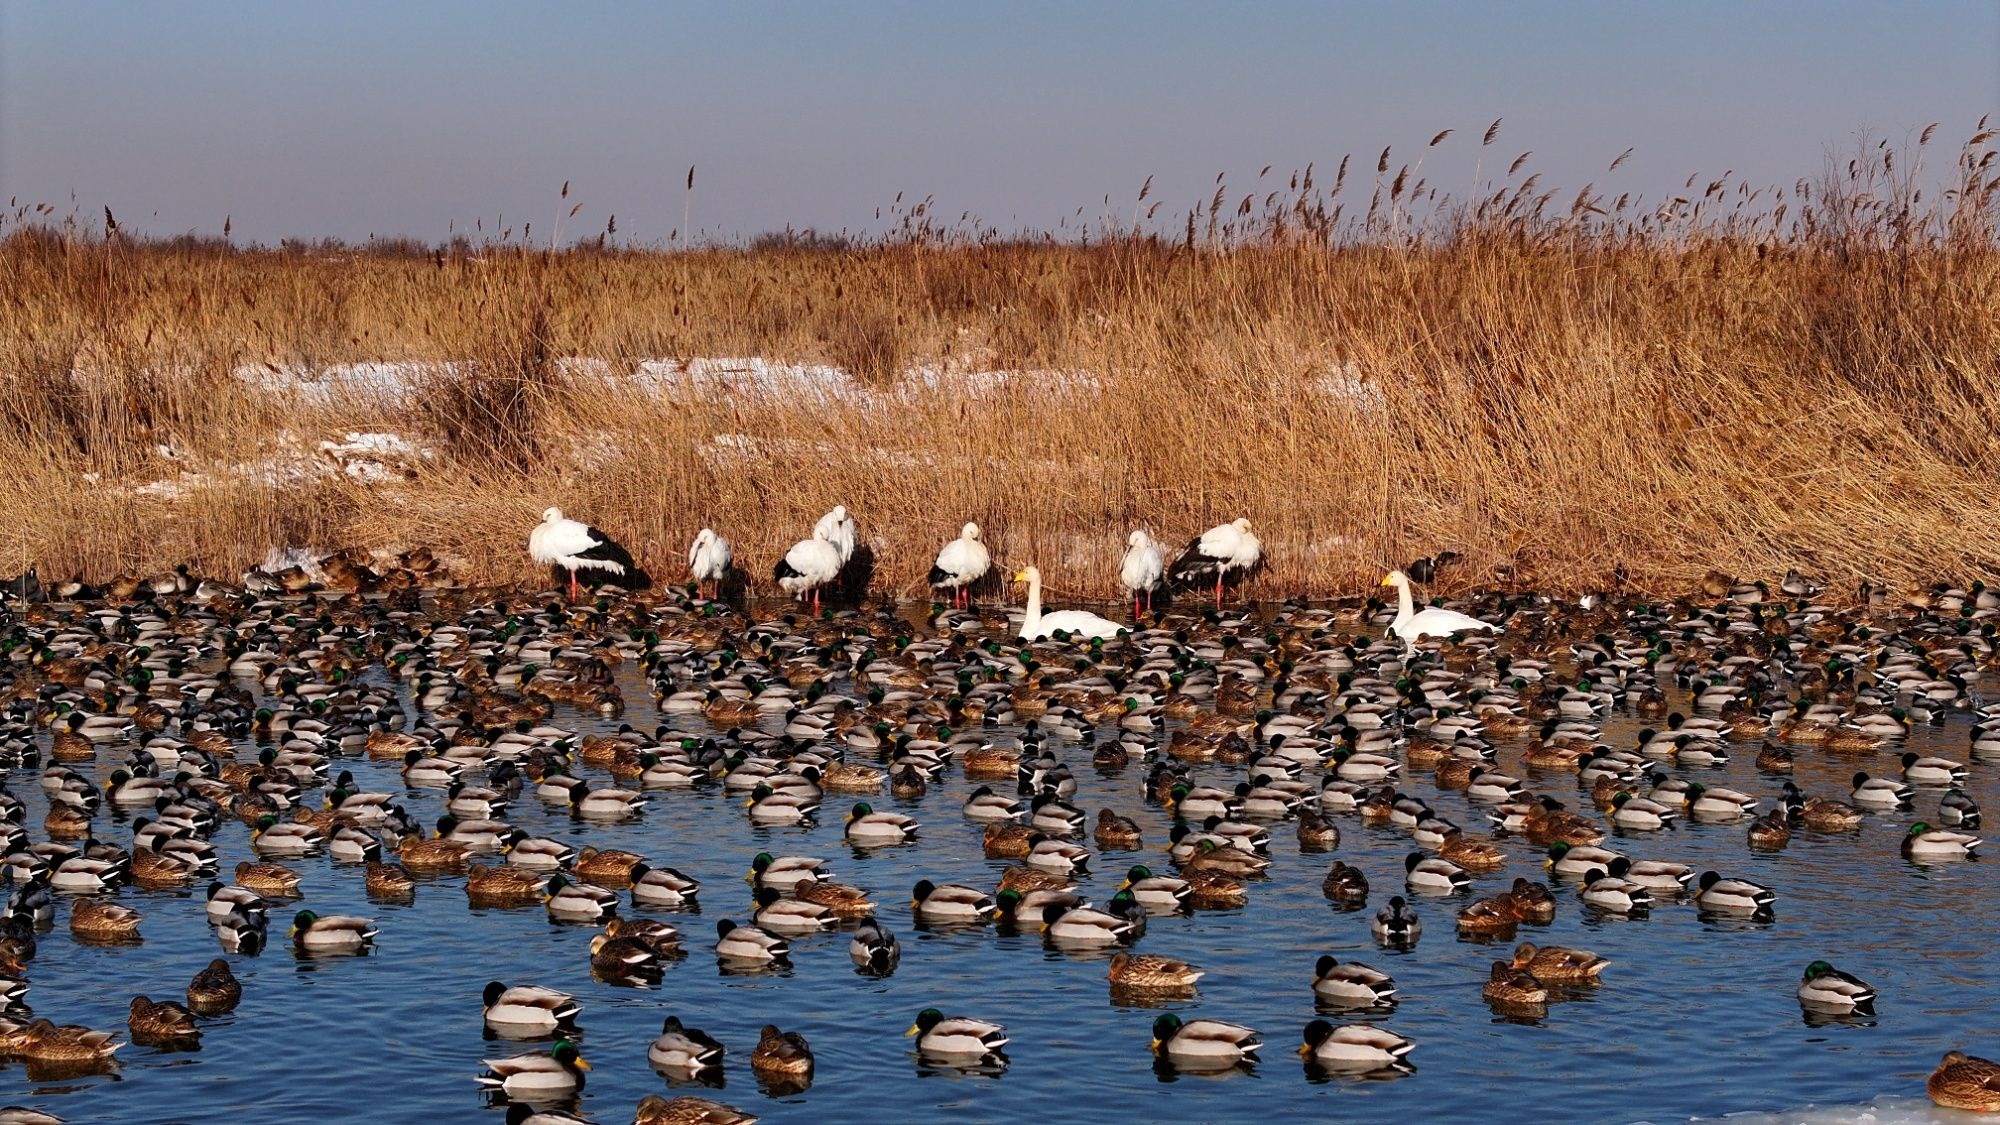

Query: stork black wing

[1168,537,1220,582]
[575,527,650,589]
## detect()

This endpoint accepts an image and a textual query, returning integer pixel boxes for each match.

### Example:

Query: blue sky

[2,2,1994,243]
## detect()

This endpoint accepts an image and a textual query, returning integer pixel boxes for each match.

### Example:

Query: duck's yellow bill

[904,1025,920,1037]
[1297,1043,1312,1057]
[574,1058,592,1070]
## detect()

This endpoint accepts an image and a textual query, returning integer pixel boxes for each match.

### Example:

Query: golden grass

[5,129,2000,598]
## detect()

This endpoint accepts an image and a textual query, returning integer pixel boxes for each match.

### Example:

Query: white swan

[687,528,732,599]
[1382,569,1496,653]
[528,508,649,600]
[774,532,842,609]
[1014,566,1124,641]
[1170,518,1262,603]
[928,523,991,608]
[1120,530,1165,615]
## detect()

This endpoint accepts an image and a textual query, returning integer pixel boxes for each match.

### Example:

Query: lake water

[4,596,1997,1124]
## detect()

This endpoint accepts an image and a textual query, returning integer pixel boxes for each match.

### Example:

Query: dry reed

[4,127,2000,599]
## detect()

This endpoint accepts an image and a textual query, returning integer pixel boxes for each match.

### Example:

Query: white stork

[688,528,732,599]
[928,523,991,608]
[528,508,649,600]
[1169,518,1262,604]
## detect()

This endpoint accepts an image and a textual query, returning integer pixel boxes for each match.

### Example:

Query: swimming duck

[1511,941,1607,983]
[1372,895,1421,945]
[911,879,993,922]
[648,1015,725,1076]
[1107,951,1203,992]
[1482,960,1549,1006]
[906,1008,1009,1058]
[749,1024,813,1081]
[127,996,199,1046]
[476,1040,590,1099]
[713,919,789,963]
[1299,1019,1415,1072]
[69,899,142,943]
[1579,868,1651,913]
[543,874,619,923]
[848,918,900,973]
[2,1020,122,1063]
[482,981,582,1035]
[1693,871,1775,916]
[186,958,241,1015]
[1902,822,1983,860]
[632,1095,758,1125]
[1322,861,1369,905]
[1312,955,1396,1008]
[1796,961,1875,1014]
[290,909,376,951]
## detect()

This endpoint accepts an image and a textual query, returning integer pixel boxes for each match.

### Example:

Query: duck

[127,996,200,1045]
[648,1015,725,1076]
[911,879,994,922]
[1796,961,1876,1014]
[1579,868,1651,913]
[290,909,377,951]
[848,918,900,973]
[477,1040,590,1099]
[186,958,241,1014]
[365,862,418,897]
[633,1095,759,1125]
[1312,956,1397,1008]
[1150,1012,1260,1068]
[1299,1020,1415,1072]
[1094,809,1143,848]
[1930,1051,2000,1112]
[1322,861,1369,905]
[1372,895,1421,945]
[749,1024,813,1080]
[482,981,582,1034]
[1483,960,1549,1006]
[906,1008,1008,1058]
[1107,951,1203,992]
[844,802,918,846]
[1511,941,1607,983]
[69,899,142,942]
[713,918,789,963]
[1693,871,1775,916]
[2,1020,122,1063]
[589,932,665,980]
[747,852,829,891]
[466,863,550,906]
[1013,567,1123,641]
[1902,822,1983,860]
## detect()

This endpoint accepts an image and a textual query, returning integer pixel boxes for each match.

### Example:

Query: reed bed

[4,127,2000,598]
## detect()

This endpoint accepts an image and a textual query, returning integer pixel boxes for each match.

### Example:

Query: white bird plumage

[928,523,991,608]
[528,507,647,600]
[813,505,858,565]
[687,528,732,599]
[1014,566,1124,641]
[1121,529,1165,616]
[1169,518,1262,603]
[774,532,843,609]
[1382,569,1497,654]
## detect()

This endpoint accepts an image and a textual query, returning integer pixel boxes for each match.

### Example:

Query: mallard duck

[482,981,581,1034]
[625,863,700,910]
[1042,901,1137,947]
[1403,851,1469,894]
[1902,822,1983,860]
[848,918,900,972]
[713,919,789,963]
[1322,861,1369,905]
[588,933,664,979]
[1483,960,1549,1005]
[127,995,199,1045]
[1299,1019,1415,1072]
[1579,868,1651,913]
[1095,809,1142,848]
[1512,941,1607,983]
[790,874,873,919]
[69,898,142,942]
[749,1024,813,1079]
[1372,895,1421,945]
[1503,878,1558,923]
[573,846,645,886]
[633,1094,758,1125]
[364,862,417,897]
[186,957,241,1014]
[1295,812,1338,851]
[844,803,918,846]
[1107,951,1203,992]
[1545,841,1626,877]
[216,910,267,954]
[1150,1013,1259,1069]
[603,918,682,957]
[234,860,302,895]
[1456,895,1519,936]
[982,822,1034,859]
[289,909,376,951]
[746,852,828,891]
[467,863,549,906]
[398,833,469,874]
[1312,956,1396,1008]
[2,1020,121,1063]
[1850,772,1912,809]
[910,879,993,921]
[1797,961,1875,1014]
[543,874,619,923]
[476,1040,590,1098]
[1117,864,1190,913]
[648,1015,725,1075]
[752,886,835,934]
[1747,809,1792,850]
[248,816,322,859]
[1930,1051,2000,1111]
[1941,790,1984,829]
[906,1008,1008,1057]
[1693,871,1775,916]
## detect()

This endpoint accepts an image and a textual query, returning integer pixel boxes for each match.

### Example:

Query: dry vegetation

[5,124,2000,599]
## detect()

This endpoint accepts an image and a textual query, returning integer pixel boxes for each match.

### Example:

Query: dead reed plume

[4,123,2000,599]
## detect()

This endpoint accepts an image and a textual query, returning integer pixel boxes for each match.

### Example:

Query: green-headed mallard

[482,981,581,1034]
[289,909,376,951]
[1150,1012,1259,1069]
[542,874,618,923]
[648,1014,725,1075]
[1693,871,1773,916]
[844,803,918,847]
[910,879,992,922]
[752,886,835,934]
[745,853,827,891]
[713,919,788,963]
[1118,865,1190,913]
[1372,895,1421,945]
[476,1040,589,1098]
[1797,961,1875,1014]
[1903,822,1983,861]
[1312,956,1396,1008]
[1299,1019,1415,1072]
[627,863,700,910]
[907,1008,1007,1057]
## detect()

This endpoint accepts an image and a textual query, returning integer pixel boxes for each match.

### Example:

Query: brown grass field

[4,126,2000,599]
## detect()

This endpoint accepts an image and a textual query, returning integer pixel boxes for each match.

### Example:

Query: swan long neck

[1023,571,1043,633]
[1394,575,1415,622]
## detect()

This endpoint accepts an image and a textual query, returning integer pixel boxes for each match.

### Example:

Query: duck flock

[3,505,2000,1121]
